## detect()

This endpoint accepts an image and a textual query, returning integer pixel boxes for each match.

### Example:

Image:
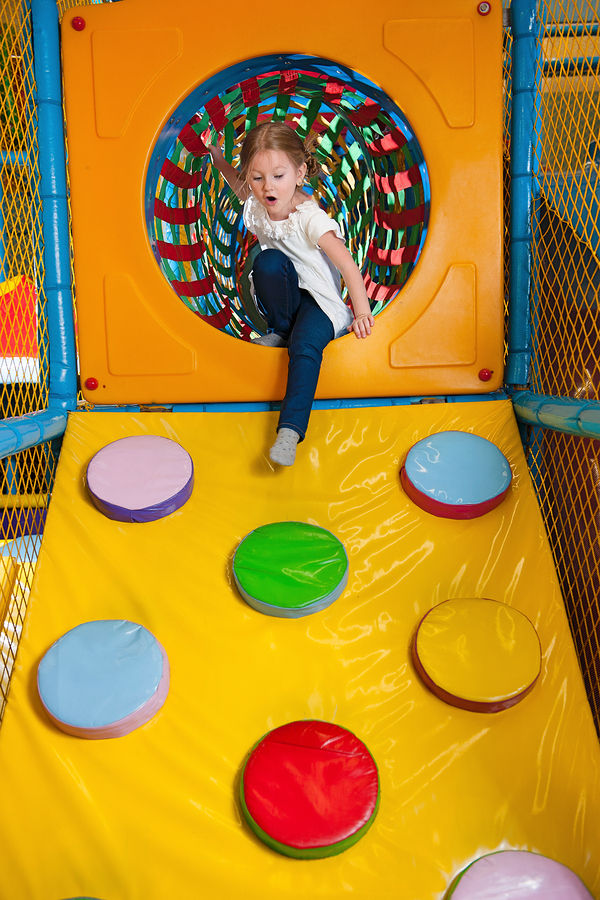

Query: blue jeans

[252,249,334,441]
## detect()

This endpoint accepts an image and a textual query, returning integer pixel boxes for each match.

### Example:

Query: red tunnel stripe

[154,198,202,225]
[205,96,227,131]
[367,242,419,267]
[156,240,205,261]
[197,306,232,328]
[364,272,400,302]
[278,71,299,95]
[179,123,209,156]
[324,80,344,104]
[160,159,203,189]
[374,204,425,229]
[373,165,421,194]
[172,276,214,296]
[368,128,408,157]
[241,77,261,106]
[348,100,381,127]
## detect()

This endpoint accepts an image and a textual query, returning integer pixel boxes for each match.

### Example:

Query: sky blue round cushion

[401,431,512,518]
[37,620,169,738]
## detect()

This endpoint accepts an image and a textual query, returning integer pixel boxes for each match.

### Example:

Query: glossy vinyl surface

[413,598,542,711]
[402,430,512,510]
[241,720,379,856]
[0,403,599,898]
[233,522,348,617]
[446,850,594,898]
[86,435,193,522]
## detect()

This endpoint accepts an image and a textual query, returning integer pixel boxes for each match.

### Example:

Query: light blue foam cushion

[405,431,511,506]
[38,620,164,729]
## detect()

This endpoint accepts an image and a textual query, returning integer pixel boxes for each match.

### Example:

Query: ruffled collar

[245,195,316,238]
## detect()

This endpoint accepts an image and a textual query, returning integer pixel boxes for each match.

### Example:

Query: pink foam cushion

[86,435,193,522]
[446,850,594,898]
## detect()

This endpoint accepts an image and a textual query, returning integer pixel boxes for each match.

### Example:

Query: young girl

[208,122,374,466]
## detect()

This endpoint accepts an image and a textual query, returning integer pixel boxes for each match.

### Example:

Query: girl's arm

[206,141,249,202]
[318,231,374,339]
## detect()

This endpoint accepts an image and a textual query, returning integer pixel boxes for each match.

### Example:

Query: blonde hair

[239,122,321,186]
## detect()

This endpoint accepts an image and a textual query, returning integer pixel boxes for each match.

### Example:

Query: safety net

[512,0,600,731]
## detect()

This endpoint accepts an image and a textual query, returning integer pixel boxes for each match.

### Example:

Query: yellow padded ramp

[0,401,598,899]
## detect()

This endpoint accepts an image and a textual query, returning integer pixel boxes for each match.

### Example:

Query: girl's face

[248,149,307,220]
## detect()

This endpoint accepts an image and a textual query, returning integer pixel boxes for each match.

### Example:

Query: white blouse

[243,194,354,338]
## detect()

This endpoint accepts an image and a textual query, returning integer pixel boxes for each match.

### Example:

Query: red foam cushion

[242,720,379,850]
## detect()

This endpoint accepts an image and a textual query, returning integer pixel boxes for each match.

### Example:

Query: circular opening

[145,55,430,340]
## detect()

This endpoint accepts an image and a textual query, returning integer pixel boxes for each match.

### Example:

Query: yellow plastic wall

[0,400,598,899]
[61,0,504,404]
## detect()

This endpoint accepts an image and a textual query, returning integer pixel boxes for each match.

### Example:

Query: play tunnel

[145,55,430,339]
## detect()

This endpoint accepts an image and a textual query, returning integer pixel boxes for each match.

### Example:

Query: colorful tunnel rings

[146,54,431,338]
[445,850,594,899]
[37,620,170,739]
[240,720,380,858]
[412,598,541,713]
[86,435,194,523]
[401,430,512,519]
[233,521,349,618]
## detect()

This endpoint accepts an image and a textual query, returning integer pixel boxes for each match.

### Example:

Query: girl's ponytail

[304,148,321,180]
[303,132,322,181]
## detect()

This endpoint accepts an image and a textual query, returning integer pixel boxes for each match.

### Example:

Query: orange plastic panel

[61,0,504,404]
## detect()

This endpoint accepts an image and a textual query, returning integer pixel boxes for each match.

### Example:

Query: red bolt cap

[478,368,493,382]
[71,16,86,30]
[85,376,99,391]
[477,1,491,14]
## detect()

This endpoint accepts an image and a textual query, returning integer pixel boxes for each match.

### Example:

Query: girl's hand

[203,130,224,164]
[348,313,375,339]
[207,143,224,165]
[203,136,248,201]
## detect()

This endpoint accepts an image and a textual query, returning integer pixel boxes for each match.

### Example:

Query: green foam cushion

[233,522,348,612]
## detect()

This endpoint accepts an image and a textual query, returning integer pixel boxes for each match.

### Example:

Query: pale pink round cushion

[446,851,593,899]
[86,435,193,522]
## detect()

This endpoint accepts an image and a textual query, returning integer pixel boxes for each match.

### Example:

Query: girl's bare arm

[318,231,374,339]
[207,142,249,202]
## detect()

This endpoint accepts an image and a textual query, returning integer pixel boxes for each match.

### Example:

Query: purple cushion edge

[88,469,194,523]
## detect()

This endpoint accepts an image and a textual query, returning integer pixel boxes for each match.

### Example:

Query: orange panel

[61,0,504,403]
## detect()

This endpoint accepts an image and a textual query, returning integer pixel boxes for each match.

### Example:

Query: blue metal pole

[30,0,77,413]
[0,0,76,459]
[513,390,600,439]
[506,0,539,387]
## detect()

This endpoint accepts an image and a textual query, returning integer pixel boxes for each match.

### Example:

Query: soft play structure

[1,0,600,898]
